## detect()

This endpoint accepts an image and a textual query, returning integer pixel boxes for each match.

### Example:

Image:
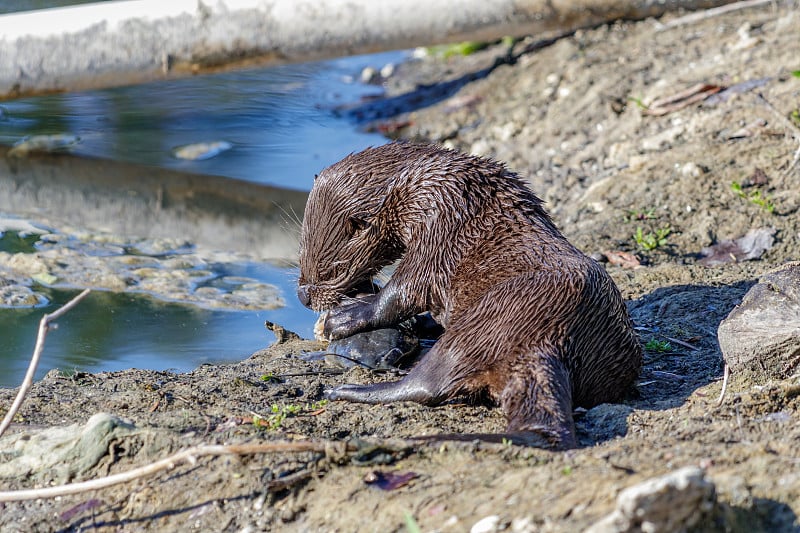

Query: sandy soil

[2,3,800,532]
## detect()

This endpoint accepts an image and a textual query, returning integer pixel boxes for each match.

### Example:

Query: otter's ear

[346,215,370,234]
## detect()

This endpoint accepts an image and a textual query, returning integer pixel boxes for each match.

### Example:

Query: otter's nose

[296,285,311,308]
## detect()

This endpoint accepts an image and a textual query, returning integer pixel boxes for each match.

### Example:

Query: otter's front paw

[324,383,380,403]
[323,300,375,339]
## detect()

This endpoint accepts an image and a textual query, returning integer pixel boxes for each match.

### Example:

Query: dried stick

[655,0,776,31]
[716,363,731,406]
[0,441,343,502]
[755,92,800,177]
[0,289,91,439]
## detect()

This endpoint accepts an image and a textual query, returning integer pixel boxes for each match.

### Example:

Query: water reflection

[0,283,318,387]
[0,52,403,190]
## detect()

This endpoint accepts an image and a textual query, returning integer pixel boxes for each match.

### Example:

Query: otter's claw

[323,298,376,339]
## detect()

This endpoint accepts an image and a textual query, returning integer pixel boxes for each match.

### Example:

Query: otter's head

[296,148,404,311]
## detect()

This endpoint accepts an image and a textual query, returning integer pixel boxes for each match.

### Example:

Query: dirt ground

[2,3,800,532]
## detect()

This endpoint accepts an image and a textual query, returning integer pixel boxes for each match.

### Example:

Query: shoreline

[2,3,800,531]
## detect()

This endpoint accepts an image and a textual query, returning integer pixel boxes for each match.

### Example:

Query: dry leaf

[603,250,641,269]
[698,227,776,267]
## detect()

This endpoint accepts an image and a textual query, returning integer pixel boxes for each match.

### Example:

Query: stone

[471,515,501,533]
[717,262,800,382]
[0,413,135,484]
[585,467,716,533]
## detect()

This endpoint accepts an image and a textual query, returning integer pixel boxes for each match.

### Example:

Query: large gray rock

[585,467,716,533]
[0,413,134,484]
[718,262,800,383]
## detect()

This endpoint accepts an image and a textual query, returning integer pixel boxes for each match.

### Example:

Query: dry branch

[716,364,731,406]
[655,0,776,30]
[756,93,800,178]
[0,289,91,439]
[0,441,346,502]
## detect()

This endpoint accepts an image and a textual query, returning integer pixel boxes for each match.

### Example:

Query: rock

[679,162,704,178]
[7,134,81,157]
[717,262,800,382]
[471,515,502,533]
[585,467,716,533]
[0,283,48,307]
[0,413,135,484]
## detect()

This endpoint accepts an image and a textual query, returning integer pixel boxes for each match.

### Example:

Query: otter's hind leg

[500,351,577,449]
[326,344,459,406]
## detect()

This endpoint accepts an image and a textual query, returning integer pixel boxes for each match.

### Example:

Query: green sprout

[645,339,673,353]
[260,372,283,384]
[404,512,422,533]
[627,96,649,110]
[731,182,775,214]
[624,207,657,222]
[634,226,671,251]
[427,41,489,58]
[253,401,328,431]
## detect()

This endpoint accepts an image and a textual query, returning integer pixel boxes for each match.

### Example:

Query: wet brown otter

[297,142,642,449]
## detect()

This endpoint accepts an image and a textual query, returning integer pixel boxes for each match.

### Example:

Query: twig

[756,92,800,177]
[716,363,731,406]
[655,0,776,31]
[786,143,800,178]
[0,289,91,439]
[661,336,700,352]
[0,441,344,502]
[756,92,800,139]
[644,83,722,116]
[633,327,701,352]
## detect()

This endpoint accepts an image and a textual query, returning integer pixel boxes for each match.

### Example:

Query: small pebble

[471,515,501,533]
[680,162,703,178]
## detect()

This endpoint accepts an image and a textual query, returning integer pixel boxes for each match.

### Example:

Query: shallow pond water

[0,266,318,388]
[0,48,405,386]
[0,52,402,191]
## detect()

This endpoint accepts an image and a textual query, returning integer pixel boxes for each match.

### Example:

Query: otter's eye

[346,216,369,235]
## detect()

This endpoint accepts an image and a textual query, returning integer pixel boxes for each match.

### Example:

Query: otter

[297,142,642,449]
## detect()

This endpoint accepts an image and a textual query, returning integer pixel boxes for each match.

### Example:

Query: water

[0,53,400,191]
[0,266,317,384]
[0,50,407,387]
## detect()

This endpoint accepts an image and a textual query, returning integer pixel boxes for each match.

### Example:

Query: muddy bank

[2,3,800,532]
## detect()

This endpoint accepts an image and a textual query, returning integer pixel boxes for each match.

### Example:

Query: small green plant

[260,372,282,383]
[253,401,328,431]
[427,41,489,58]
[501,437,513,447]
[404,512,422,533]
[254,403,302,430]
[561,466,573,476]
[306,399,329,411]
[634,226,671,251]
[791,109,800,128]
[645,339,673,353]
[627,96,649,110]
[731,182,775,214]
[624,207,656,222]
[792,70,800,78]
